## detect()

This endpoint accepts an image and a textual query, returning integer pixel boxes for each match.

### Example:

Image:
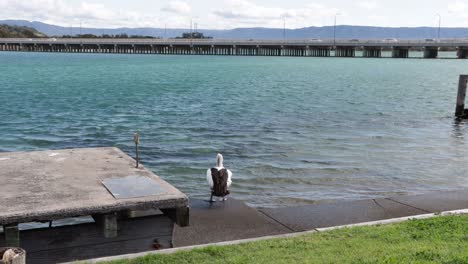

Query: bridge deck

[1,38,468,47]
[1,38,468,58]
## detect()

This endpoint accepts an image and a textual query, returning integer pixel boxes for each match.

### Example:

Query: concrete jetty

[0,147,189,248]
[1,38,468,58]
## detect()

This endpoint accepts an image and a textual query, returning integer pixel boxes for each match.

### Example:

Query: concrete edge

[63,208,468,264]
[0,196,189,226]
[316,209,468,232]
[67,231,319,264]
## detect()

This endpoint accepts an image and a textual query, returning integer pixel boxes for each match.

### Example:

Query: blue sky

[0,0,466,29]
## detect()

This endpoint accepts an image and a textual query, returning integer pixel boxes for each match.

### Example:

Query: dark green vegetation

[102,215,468,264]
[61,33,158,39]
[0,24,46,38]
[175,32,212,39]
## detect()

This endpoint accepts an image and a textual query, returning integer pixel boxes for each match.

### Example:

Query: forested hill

[0,24,47,38]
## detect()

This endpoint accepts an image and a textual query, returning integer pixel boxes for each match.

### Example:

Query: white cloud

[2,0,468,30]
[214,0,283,20]
[447,1,468,22]
[367,14,387,25]
[448,0,467,13]
[0,0,166,28]
[357,1,378,10]
[0,0,108,22]
[161,1,191,14]
[213,0,338,28]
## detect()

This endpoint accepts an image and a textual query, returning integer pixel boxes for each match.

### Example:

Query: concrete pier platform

[0,147,188,225]
[0,147,189,248]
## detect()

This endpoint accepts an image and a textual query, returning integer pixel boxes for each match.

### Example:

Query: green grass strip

[101,215,468,264]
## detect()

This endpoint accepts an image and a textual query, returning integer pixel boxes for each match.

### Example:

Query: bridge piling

[363,47,382,58]
[457,47,468,59]
[455,75,468,118]
[392,47,409,58]
[424,47,439,58]
[336,46,355,57]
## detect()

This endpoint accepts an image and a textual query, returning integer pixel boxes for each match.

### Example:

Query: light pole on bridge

[436,13,441,42]
[333,13,340,50]
[190,18,193,39]
[282,16,286,42]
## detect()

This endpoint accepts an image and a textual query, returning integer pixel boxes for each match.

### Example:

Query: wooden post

[3,224,19,247]
[92,213,118,238]
[102,214,118,238]
[161,206,190,227]
[134,132,140,168]
[455,75,468,117]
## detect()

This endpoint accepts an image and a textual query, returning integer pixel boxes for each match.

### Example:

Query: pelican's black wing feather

[211,168,230,197]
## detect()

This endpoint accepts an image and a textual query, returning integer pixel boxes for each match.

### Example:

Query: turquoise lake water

[1,51,468,208]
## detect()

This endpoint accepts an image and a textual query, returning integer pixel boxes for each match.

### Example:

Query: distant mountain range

[2,20,468,39]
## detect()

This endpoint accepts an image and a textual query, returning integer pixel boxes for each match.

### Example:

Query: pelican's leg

[210,193,215,203]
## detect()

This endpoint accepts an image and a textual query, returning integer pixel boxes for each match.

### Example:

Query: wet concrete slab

[172,199,291,247]
[388,190,468,213]
[259,198,427,232]
[172,190,468,247]
[0,147,188,225]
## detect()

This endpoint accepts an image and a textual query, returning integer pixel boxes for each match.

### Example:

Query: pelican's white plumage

[206,153,232,189]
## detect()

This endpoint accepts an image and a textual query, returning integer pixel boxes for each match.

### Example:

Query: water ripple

[1,52,467,207]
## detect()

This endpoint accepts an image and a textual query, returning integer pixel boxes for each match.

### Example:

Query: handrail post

[455,75,468,117]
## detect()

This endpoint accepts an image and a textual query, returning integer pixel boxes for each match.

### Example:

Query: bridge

[1,38,468,58]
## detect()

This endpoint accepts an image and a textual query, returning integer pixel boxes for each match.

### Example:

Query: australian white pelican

[206,153,232,202]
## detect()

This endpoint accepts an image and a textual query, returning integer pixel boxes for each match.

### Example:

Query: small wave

[163,166,204,175]
[263,197,320,208]
[181,147,218,154]
[301,159,339,165]
[22,136,64,147]
[245,163,364,176]
[245,164,312,175]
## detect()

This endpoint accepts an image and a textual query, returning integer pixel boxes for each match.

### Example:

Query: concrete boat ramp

[171,189,468,247]
[80,190,468,263]
[0,147,467,263]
